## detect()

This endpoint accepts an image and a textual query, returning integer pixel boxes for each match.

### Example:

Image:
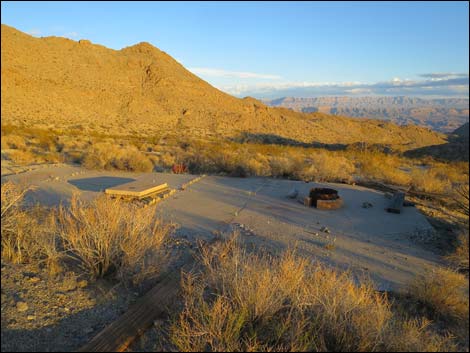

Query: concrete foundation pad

[2,164,441,291]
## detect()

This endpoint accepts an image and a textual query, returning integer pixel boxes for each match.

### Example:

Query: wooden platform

[104,180,169,199]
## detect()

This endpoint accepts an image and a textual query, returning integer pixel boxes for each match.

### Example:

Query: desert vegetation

[169,234,464,352]
[1,181,172,284]
[1,124,468,352]
[1,19,468,353]
[2,124,467,194]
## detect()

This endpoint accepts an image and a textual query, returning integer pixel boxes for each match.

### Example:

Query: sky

[2,1,469,98]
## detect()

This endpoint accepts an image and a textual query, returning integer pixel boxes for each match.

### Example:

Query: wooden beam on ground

[386,191,405,214]
[78,257,190,352]
[79,232,218,352]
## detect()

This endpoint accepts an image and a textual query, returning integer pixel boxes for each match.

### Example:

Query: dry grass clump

[1,182,60,272]
[409,267,469,323]
[269,154,301,178]
[446,232,469,272]
[56,195,172,283]
[4,149,38,164]
[410,168,451,193]
[170,235,455,352]
[1,181,31,263]
[243,152,271,176]
[356,152,412,185]
[83,142,154,172]
[300,153,355,182]
[454,184,469,219]
[1,182,174,283]
[1,134,27,150]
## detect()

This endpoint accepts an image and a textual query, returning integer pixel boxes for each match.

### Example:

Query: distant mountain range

[264,96,469,133]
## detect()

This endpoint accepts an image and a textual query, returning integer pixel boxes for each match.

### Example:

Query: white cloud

[420,72,468,79]
[188,67,281,80]
[345,88,373,95]
[218,75,469,98]
[27,29,42,36]
[62,32,79,38]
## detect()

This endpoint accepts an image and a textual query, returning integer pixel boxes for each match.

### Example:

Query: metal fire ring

[309,187,343,210]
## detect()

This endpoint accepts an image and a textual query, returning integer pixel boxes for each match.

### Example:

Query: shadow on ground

[404,136,469,162]
[68,176,135,192]
[230,132,393,153]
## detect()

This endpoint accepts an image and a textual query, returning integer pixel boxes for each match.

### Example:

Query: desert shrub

[212,149,239,174]
[409,267,469,323]
[410,168,451,194]
[83,142,119,169]
[454,184,469,219]
[1,182,60,272]
[269,154,302,178]
[56,195,172,283]
[83,143,153,172]
[243,152,271,176]
[159,152,177,168]
[36,131,59,152]
[356,152,412,185]
[114,147,154,172]
[446,231,469,272]
[300,153,356,182]
[171,235,455,352]
[387,318,455,352]
[5,149,38,164]
[1,134,27,150]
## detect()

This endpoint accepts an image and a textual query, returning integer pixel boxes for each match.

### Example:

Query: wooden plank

[304,197,312,207]
[79,234,218,352]
[78,261,188,352]
[105,182,169,199]
[386,191,405,214]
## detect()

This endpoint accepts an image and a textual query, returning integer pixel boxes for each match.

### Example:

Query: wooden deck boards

[104,181,169,199]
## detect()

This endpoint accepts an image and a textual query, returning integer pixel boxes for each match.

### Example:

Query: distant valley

[264,96,469,133]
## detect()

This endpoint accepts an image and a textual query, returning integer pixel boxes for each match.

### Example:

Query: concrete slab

[2,164,442,291]
[2,164,197,206]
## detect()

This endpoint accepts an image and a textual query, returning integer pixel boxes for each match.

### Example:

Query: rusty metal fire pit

[308,187,343,210]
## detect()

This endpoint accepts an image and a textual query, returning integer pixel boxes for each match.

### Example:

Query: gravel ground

[0,231,197,353]
[0,261,137,352]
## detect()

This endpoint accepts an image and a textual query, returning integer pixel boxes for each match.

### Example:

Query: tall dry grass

[409,267,469,323]
[56,194,172,283]
[1,182,60,272]
[2,125,466,196]
[2,182,174,283]
[410,168,451,193]
[407,267,469,348]
[454,184,469,218]
[1,134,27,150]
[446,232,469,272]
[170,234,456,352]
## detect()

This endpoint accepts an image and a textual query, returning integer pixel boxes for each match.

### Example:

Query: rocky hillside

[453,122,469,140]
[1,24,446,150]
[265,96,469,133]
